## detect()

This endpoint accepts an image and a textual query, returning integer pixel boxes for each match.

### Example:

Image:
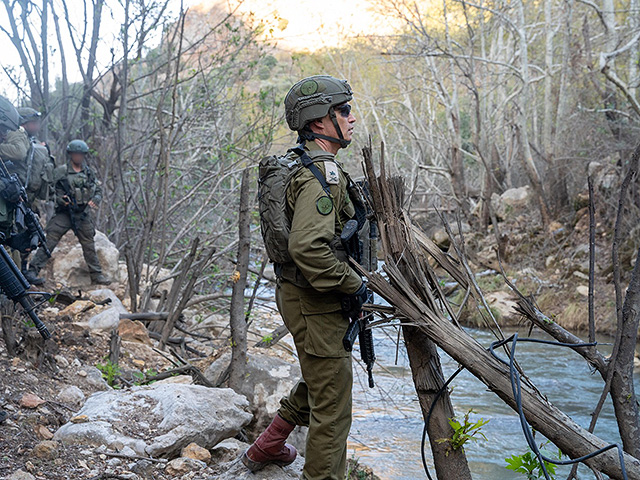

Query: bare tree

[229,169,251,392]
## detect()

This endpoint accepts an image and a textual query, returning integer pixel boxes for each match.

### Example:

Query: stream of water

[348,325,639,480]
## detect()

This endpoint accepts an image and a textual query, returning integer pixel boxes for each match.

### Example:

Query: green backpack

[258,145,332,265]
[24,141,54,201]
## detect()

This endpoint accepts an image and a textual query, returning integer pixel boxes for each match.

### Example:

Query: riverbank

[422,186,638,337]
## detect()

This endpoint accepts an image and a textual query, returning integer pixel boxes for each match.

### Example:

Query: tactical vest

[55,164,98,207]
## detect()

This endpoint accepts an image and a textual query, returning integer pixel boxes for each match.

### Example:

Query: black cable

[489,334,628,480]
[420,335,629,480]
[421,365,465,480]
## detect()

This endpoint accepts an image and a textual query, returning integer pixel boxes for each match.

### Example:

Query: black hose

[420,334,629,480]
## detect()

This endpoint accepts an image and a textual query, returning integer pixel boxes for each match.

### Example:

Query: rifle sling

[291,145,333,198]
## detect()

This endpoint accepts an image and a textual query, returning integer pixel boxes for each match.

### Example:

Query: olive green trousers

[30,210,102,275]
[276,280,353,480]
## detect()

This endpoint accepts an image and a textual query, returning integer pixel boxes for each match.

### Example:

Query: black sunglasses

[335,103,352,118]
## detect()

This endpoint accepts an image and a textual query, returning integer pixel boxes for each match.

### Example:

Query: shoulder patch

[324,161,339,185]
[316,196,334,215]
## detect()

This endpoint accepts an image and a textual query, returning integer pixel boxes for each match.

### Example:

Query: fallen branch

[359,262,639,479]
[254,324,289,348]
[93,449,167,464]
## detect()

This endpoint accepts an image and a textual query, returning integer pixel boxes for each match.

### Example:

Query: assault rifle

[0,237,51,339]
[341,218,377,388]
[0,158,51,257]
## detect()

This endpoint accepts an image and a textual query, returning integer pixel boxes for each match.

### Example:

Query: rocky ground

[426,183,638,339]
[0,232,378,480]
[2,180,638,480]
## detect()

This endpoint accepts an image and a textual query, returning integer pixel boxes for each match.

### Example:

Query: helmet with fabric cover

[284,75,353,148]
[285,75,352,131]
[66,139,90,154]
[17,107,41,125]
[0,96,20,134]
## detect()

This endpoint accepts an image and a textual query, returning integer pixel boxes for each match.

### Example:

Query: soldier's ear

[309,117,327,133]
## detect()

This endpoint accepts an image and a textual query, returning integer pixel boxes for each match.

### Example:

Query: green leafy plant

[346,454,376,480]
[505,442,561,479]
[438,409,489,452]
[96,360,121,387]
[132,369,158,386]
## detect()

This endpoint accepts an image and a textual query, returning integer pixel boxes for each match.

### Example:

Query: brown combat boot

[241,414,297,471]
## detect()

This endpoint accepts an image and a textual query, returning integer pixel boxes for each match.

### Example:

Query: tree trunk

[1,313,16,357]
[548,0,573,214]
[229,169,251,392]
[41,0,49,138]
[629,0,639,103]
[404,325,472,480]
[610,246,640,458]
[515,0,551,226]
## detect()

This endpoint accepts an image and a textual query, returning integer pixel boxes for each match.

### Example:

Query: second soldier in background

[26,140,108,285]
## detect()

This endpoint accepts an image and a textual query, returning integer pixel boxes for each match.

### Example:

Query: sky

[0,0,401,100]
[190,0,401,51]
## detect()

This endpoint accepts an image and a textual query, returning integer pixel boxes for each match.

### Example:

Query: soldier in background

[0,97,24,240]
[26,140,108,285]
[16,107,54,207]
[0,95,25,425]
[10,108,54,279]
[0,105,29,171]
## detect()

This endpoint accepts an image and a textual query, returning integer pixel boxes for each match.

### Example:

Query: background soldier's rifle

[24,140,35,191]
[0,236,51,339]
[0,158,50,257]
[341,217,377,389]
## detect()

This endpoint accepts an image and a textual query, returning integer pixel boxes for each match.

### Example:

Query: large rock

[165,457,207,475]
[118,319,151,344]
[491,186,532,221]
[6,471,35,480]
[54,383,252,458]
[86,289,128,331]
[205,351,299,429]
[51,230,119,287]
[207,438,304,479]
[204,351,308,453]
[57,385,85,407]
[485,290,519,324]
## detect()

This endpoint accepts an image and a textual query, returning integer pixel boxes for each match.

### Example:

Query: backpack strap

[291,144,333,197]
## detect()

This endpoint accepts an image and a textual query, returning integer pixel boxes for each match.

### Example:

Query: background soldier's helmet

[285,75,353,131]
[17,107,41,125]
[0,96,20,134]
[66,139,90,154]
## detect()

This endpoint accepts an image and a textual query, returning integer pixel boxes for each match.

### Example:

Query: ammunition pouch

[274,262,311,288]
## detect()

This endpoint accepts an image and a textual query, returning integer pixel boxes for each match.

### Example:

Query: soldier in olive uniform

[27,140,109,285]
[0,109,29,169]
[0,95,26,425]
[242,76,366,480]
[0,97,24,239]
[15,108,54,206]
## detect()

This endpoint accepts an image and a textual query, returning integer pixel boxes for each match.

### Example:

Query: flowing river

[348,325,639,479]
